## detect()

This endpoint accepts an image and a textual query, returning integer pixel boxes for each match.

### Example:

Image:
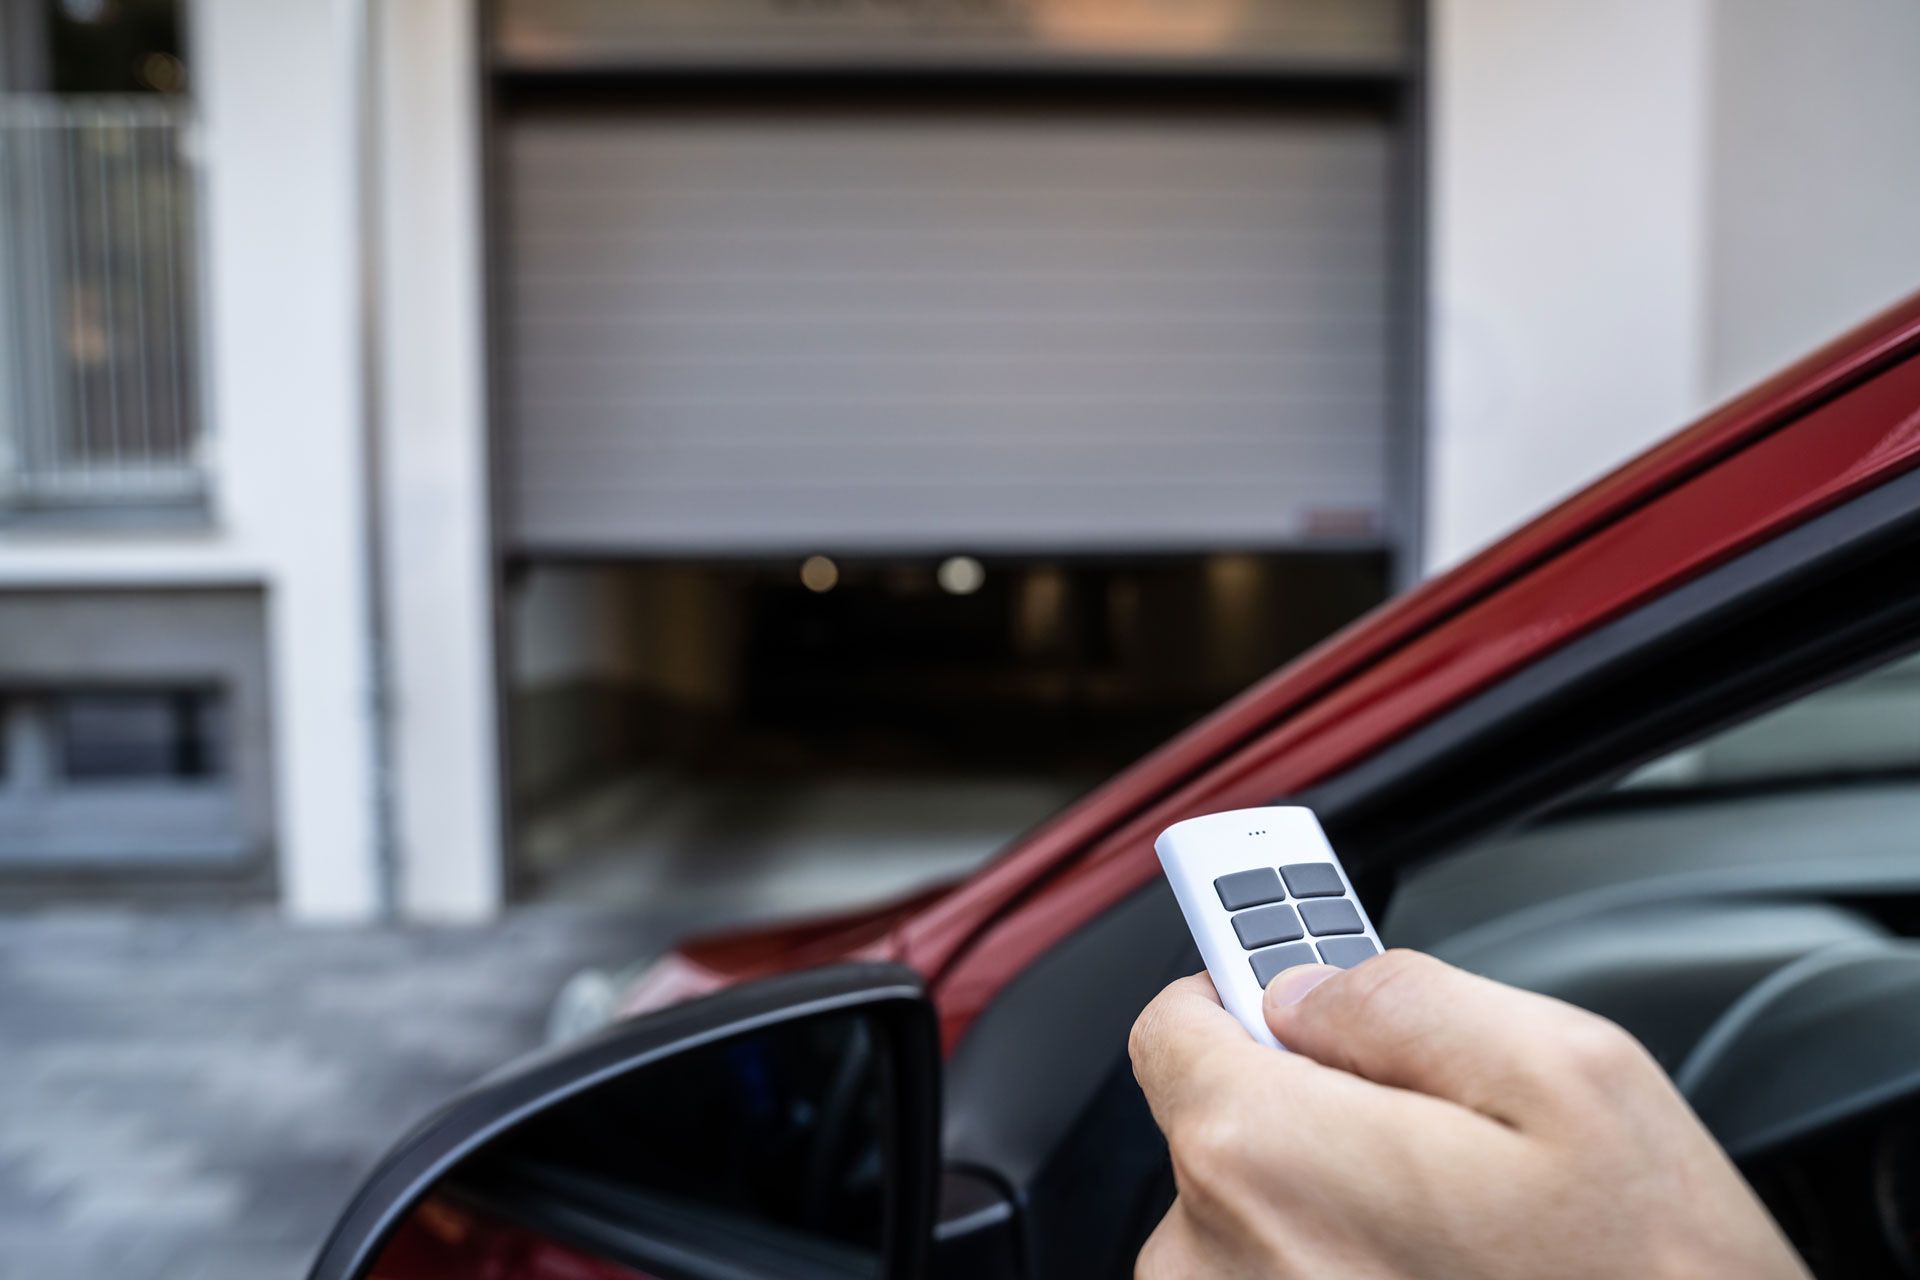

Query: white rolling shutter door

[502,107,1395,554]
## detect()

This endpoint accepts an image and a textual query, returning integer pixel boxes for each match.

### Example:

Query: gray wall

[508,565,745,810]
[0,587,274,872]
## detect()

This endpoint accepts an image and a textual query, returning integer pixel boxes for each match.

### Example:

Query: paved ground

[0,772,1086,1279]
[526,771,1091,914]
[0,906,679,1280]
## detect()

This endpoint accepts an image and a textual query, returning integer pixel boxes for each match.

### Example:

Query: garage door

[500,101,1397,554]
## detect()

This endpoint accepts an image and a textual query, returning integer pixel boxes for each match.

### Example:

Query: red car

[313,289,1920,1280]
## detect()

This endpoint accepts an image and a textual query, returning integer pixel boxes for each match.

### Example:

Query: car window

[1617,652,1920,793]
[1386,641,1920,964]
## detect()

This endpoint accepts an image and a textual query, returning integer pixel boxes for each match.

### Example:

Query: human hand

[1128,951,1810,1279]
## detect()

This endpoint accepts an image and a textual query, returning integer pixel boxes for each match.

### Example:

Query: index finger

[1128,972,1280,1132]
[1133,971,1520,1190]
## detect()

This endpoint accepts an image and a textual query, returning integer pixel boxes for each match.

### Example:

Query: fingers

[1133,1201,1198,1280]
[1262,949,1642,1127]
[1134,966,1538,1273]
[1128,973,1275,1134]
[1137,1196,1293,1280]
[1129,972,1417,1151]
[1264,963,1340,1009]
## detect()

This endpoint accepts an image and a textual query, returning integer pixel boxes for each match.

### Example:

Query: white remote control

[1157,806,1383,1048]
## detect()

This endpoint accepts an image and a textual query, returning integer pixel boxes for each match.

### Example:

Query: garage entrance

[504,553,1390,910]
[486,0,1420,913]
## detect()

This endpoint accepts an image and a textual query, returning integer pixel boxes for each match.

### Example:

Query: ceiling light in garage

[938,556,985,596]
[800,555,839,593]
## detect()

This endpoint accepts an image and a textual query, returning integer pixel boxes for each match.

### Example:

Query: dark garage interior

[506,551,1390,909]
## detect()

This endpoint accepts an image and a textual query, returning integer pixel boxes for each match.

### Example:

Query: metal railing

[0,96,207,514]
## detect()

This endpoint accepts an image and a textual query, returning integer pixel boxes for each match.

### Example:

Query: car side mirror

[307,964,940,1280]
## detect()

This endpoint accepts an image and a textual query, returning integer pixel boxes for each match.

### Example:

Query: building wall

[1702,0,1920,400]
[195,0,381,920]
[375,0,500,921]
[507,564,744,815]
[5,0,1917,919]
[0,589,273,875]
[1426,0,1713,569]
[508,566,637,810]
[0,0,382,919]
[1428,0,1920,569]
[1,0,506,921]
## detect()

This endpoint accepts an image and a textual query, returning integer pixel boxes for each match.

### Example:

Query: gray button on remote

[1232,903,1304,950]
[1280,862,1343,897]
[1250,941,1320,988]
[1300,898,1363,935]
[1214,868,1284,910]
[1316,937,1380,969]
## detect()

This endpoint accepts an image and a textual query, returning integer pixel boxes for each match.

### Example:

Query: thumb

[1263,948,1616,1127]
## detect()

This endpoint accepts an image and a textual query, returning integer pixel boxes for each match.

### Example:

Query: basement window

[55,688,226,782]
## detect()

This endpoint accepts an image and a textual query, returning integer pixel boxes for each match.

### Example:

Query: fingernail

[1266,964,1338,1007]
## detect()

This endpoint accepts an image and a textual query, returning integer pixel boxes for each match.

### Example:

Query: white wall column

[376,0,504,921]
[194,0,381,918]
[1425,0,1713,569]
